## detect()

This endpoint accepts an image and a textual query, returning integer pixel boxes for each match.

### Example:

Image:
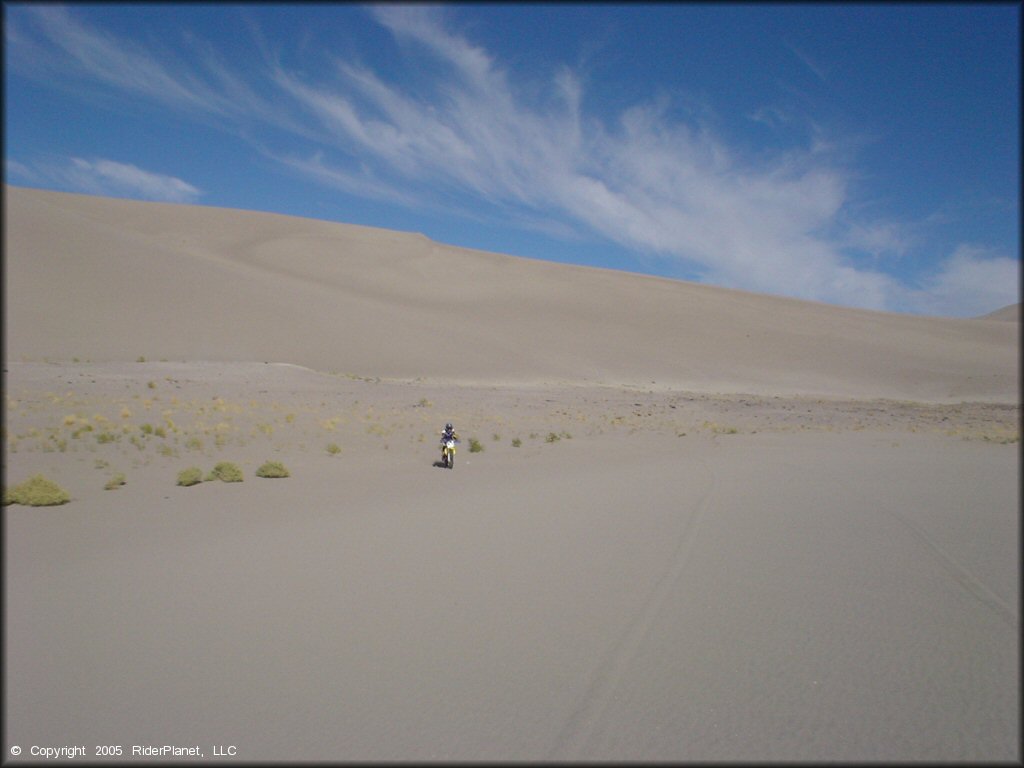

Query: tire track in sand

[548,458,718,760]
[877,504,1018,629]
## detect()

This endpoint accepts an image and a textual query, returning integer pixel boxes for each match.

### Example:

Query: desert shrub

[3,474,71,506]
[209,461,243,483]
[492,433,501,441]
[326,443,341,455]
[511,438,522,447]
[255,461,290,478]
[468,437,484,453]
[96,431,119,444]
[104,474,126,491]
[545,432,561,443]
[177,467,203,487]
[140,423,154,435]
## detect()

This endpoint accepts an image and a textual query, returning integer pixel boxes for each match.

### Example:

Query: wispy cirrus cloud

[25,157,203,203]
[6,5,1017,316]
[270,6,899,308]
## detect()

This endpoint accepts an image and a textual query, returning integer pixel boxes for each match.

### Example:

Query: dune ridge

[5,185,1018,402]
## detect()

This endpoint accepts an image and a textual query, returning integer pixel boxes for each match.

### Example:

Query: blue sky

[4,3,1020,317]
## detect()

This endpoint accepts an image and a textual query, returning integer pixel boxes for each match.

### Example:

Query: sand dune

[4,185,1018,402]
[980,303,1021,322]
[3,185,1019,762]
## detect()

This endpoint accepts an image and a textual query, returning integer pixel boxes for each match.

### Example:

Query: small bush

[545,432,560,443]
[209,461,243,483]
[3,474,71,506]
[177,467,203,487]
[468,437,484,453]
[104,474,126,491]
[326,443,341,455]
[256,461,290,478]
[511,437,522,447]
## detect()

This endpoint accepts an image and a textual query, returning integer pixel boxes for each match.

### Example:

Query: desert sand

[3,185,1020,762]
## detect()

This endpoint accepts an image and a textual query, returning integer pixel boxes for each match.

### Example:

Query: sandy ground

[3,361,1019,762]
[3,186,1020,762]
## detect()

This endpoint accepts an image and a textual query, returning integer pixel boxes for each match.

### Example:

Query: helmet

[445,423,453,430]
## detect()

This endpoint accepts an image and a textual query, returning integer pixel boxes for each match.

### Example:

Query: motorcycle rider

[440,422,459,462]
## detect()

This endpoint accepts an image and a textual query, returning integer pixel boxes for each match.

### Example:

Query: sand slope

[5,185,1018,402]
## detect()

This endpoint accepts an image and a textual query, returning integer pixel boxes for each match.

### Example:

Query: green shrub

[511,437,522,447]
[104,474,126,491]
[326,442,341,455]
[468,437,484,453]
[256,461,290,478]
[209,461,243,483]
[177,467,203,487]
[545,432,561,443]
[3,474,71,506]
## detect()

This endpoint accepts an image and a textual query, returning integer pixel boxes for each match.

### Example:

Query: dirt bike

[441,437,458,469]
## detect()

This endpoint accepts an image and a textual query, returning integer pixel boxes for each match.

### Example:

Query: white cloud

[786,41,830,82]
[64,158,202,203]
[5,158,41,184]
[901,245,1021,318]
[269,10,895,308]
